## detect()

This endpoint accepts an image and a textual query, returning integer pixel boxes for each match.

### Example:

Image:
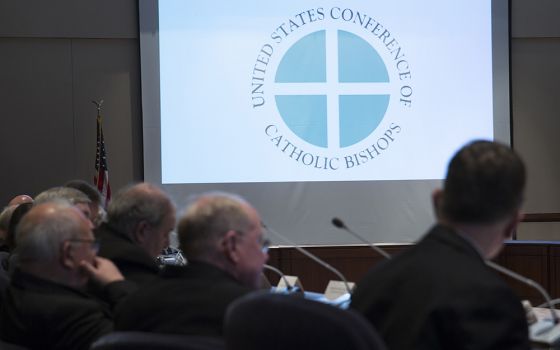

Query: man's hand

[80,257,124,286]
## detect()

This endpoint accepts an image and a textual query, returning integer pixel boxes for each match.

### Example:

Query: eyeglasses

[260,238,271,254]
[67,238,100,253]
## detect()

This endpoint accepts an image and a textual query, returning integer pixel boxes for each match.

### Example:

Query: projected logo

[275,30,389,148]
[251,7,413,171]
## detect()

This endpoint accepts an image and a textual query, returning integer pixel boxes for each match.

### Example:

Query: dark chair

[0,339,29,350]
[224,292,387,350]
[90,332,225,350]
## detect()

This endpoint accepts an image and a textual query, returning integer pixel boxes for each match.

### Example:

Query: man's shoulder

[1,276,108,338]
[114,264,252,336]
[351,225,504,310]
[150,264,249,293]
[5,277,101,314]
[1,282,111,350]
[95,224,160,278]
[95,224,135,253]
[121,264,251,308]
[390,225,487,271]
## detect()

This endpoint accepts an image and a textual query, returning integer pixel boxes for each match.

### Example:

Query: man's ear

[432,189,443,219]
[221,230,239,263]
[133,220,150,244]
[60,241,76,269]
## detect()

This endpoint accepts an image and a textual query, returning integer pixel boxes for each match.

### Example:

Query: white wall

[0,0,559,240]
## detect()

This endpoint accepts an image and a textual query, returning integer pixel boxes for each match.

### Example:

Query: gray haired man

[95,183,176,285]
[115,192,268,337]
[0,202,134,350]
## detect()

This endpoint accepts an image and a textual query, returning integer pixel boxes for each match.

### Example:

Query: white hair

[35,187,91,206]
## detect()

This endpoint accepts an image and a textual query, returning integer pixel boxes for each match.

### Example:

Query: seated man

[65,179,105,227]
[95,183,176,285]
[0,202,133,350]
[351,140,530,350]
[115,192,269,337]
[34,186,93,224]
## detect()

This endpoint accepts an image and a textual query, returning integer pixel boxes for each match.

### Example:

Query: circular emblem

[251,7,413,171]
[274,29,390,148]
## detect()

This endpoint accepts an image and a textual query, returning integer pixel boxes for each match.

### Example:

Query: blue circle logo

[274,30,390,149]
[251,7,412,171]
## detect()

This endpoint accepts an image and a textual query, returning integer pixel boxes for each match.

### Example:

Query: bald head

[178,192,267,288]
[178,193,254,258]
[8,195,33,207]
[16,202,92,263]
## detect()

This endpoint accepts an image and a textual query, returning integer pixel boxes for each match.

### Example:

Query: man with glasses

[0,202,134,350]
[115,192,269,337]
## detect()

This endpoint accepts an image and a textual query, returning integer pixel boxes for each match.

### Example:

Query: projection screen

[139,0,511,245]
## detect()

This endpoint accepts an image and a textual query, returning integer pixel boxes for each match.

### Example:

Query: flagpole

[92,99,111,207]
[91,99,104,116]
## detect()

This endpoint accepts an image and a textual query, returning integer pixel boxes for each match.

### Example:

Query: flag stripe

[94,114,111,207]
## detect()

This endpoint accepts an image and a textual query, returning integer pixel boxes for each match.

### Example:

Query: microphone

[262,222,354,295]
[486,260,560,345]
[331,217,391,259]
[262,264,303,293]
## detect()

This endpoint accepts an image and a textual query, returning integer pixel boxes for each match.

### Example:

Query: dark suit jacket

[351,224,530,350]
[95,223,160,285]
[115,261,252,337]
[0,269,134,350]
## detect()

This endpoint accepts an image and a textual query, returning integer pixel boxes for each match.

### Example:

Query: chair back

[0,339,29,350]
[224,292,387,350]
[90,332,225,350]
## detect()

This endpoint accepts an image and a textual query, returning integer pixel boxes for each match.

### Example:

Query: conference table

[299,290,560,349]
[305,295,560,349]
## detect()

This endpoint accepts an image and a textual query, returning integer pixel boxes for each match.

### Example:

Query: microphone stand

[486,260,559,325]
[263,264,301,293]
[331,217,391,259]
[486,260,560,345]
[262,222,353,295]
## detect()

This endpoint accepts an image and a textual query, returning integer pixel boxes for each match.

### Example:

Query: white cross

[273,29,390,148]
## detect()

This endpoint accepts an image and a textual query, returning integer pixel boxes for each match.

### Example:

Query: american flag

[94,113,111,206]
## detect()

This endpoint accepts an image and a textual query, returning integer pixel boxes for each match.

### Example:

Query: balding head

[8,195,33,207]
[178,193,254,258]
[107,183,175,257]
[178,192,267,288]
[15,202,98,287]
[16,202,93,264]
